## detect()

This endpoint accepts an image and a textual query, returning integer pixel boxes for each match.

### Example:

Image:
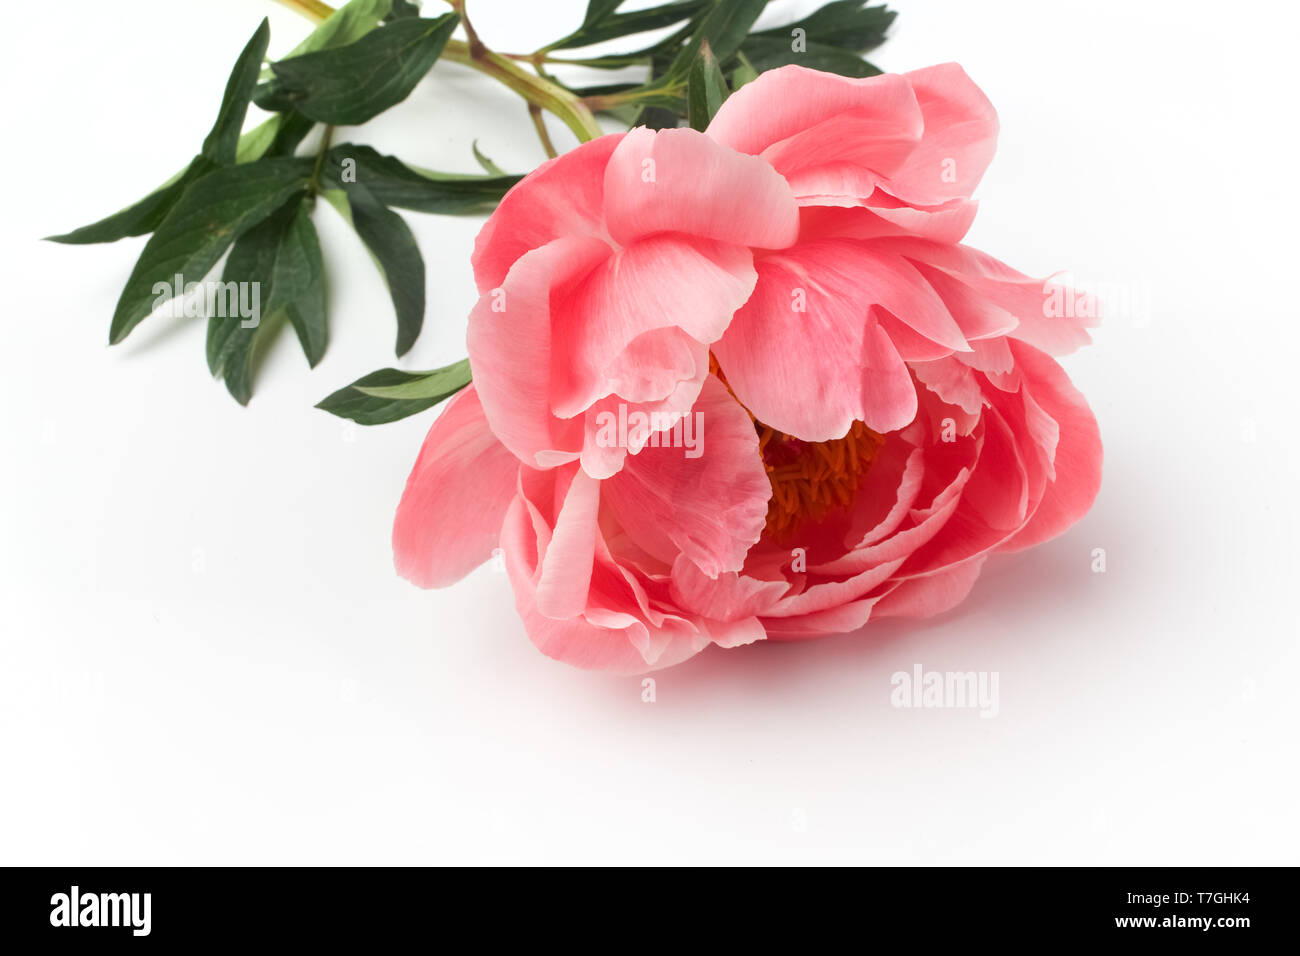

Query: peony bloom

[392,64,1102,672]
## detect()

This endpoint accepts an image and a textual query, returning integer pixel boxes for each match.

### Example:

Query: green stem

[527,104,558,159]
[279,0,603,144]
[439,39,603,142]
[309,125,336,194]
[274,0,335,21]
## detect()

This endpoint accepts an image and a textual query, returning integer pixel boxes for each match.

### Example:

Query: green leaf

[582,0,625,27]
[386,0,422,20]
[48,16,288,245]
[545,24,695,70]
[316,360,470,424]
[636,105,683,130]
[471,140,506,177]
[324,144,519,214]
[45,156,215,244]
[208,307,288,406]
[730,49,759,88]
[669,0,767,76]
[207,194,327,403]
[255,14,459,126]
[353,361,469,400]
[332,185,426,356]
[108,156,313,345]
[48,19,274,245]
[235,115,289,163]
[736,34,882,78]
[278,209,328,367]
[201,18,271,165]
[752,1,895,52]
[582,0,761,120]
[264,111,317,158]
[550,1,707,52]
[686,40,728,131]
[284,0,393,59]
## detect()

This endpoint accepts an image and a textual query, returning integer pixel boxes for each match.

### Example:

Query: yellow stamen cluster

[759,420,884,540]
[709,355,884,540]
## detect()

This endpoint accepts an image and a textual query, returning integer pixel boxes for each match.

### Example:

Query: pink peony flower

[392,64,1102,672]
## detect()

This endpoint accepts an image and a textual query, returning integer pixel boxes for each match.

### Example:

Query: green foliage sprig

[50,0,894,415]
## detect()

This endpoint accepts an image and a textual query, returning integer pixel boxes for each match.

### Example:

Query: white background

[3,0,1297,865]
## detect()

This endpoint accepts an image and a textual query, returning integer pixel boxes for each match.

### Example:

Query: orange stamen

[709,354,885,541]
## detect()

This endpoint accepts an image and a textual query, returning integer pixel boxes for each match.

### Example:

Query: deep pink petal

[811,461,971,577]
[846,441,926,548]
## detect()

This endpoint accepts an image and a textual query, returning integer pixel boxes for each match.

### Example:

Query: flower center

[758,420,884,540]
[708,356,884,540]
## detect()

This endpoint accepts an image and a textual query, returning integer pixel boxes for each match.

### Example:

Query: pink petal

[669,553,788,622]
[811,461,971,577]
[550,234,756,419]
[761,595,883,639]
[961,403,1031,531]
[466,235,609,468]
[714,239,959,441]
[997,343,1102,552]
[501,482,711,673]
[603,126,799,249]
[908,259,1019,342]
[797,194,979,244]
[885,63,999,205]
[912,356,984,415]
[875,238,1096,355]
[472,134,622,293]
[872,556,988,618]
[758,101,923,183]
[707,66,923,178]
[602,377,770,578]
[533,467,601,620]
[392,385,520,588]
[762,555,906,618]
[700,616,768,649]
[846,442,927,548]
[956,335,1015,374]
[894,405,1030,575]
[578,358,709,479]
